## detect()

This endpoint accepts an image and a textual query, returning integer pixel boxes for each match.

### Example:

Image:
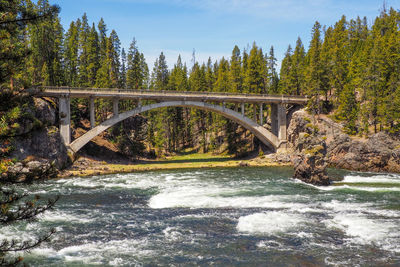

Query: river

[3,167,400,266]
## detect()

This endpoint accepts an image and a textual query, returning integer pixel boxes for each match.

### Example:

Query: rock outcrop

[328,132,400,173]
[3,97,70,182]
[12,126,69,169]
[10,97,69,169]
[287,109,400,174]
[4,158,58,183]
[291,130,331,185]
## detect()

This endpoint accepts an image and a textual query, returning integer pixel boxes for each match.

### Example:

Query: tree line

[2,0,400,157]
[280,9,400,135]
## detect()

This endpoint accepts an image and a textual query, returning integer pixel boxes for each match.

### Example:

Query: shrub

[0,159,13,173]
[8,107,21,121]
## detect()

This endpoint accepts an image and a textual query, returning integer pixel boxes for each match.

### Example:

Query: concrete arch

[68,101,280,153]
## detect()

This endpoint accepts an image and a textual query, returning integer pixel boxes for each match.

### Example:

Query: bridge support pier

[271,103,287,146]
[271,104,278,136]
[241,103,245,116]
[113,98,119,117]
[59,97,71,145]
[89,97,95,128]
[259,104,263,125]
[277,104,287,141]
[253,104,257,122]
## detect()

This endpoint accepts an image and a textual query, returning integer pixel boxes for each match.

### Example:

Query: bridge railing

[37,86,309,101]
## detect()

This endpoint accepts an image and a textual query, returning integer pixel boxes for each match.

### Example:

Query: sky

[50,0,399,70]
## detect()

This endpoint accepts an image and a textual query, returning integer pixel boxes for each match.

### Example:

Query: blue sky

[51,0,399,69]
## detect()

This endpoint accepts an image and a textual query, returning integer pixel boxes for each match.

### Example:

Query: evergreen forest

[2,0,400,158]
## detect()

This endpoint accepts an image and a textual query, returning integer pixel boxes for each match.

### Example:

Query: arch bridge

[35,87,308,154]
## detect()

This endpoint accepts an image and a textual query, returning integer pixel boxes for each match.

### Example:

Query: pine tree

[305,21,329,113]
[1,0,59,88]
[244,43,267,94]
[108,30,121,88]
[0,1,60,264]
[267,46,279,93]
[25,0,64,86]
[86,23,100,87]
[63,21,79,86]
[229,45,242,93]
[97,18,107,61]
[363,9,399,133]
[335,79,359,134]
[279,45,295,94]
[150,52,169,90]
[95,35,112,88]
[205,57,215,92]
[78,13,90,87]
[189,62,208,150]
[126,38,149,89]
[121,48,127,89]
[214,57,230,92]
[166,55,189,150]
[328,16,349,101]
[148,52,169,153]
[291,37,306,95]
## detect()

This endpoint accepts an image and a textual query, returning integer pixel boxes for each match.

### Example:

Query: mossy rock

[305,145,325,156]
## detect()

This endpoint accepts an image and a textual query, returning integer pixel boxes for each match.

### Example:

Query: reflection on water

[3,167,400,266]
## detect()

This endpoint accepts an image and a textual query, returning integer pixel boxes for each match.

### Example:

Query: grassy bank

[59,152,290,178]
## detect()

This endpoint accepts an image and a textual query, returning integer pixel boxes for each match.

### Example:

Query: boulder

[292,153,330,185]
[291,133,330,185]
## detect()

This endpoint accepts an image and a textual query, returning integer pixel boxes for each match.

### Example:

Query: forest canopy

[2,1,400,155]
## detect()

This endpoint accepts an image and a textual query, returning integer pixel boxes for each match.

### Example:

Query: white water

[237,211,306,234]
[2,168,399,266]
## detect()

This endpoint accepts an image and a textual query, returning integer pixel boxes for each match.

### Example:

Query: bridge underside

[58,99,288,154]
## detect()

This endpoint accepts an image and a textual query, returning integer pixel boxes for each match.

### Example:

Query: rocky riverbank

[287,109,400,184]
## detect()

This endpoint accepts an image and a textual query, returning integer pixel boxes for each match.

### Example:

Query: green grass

[162,151,233,163]
[61,151,290,178]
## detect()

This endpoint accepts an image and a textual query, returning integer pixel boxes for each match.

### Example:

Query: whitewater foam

[32,238,153,265]
[237,211,305,235]
[341,174,400,184]
[41,210,94,223]
[324,213,399,250]
[307,183,400,192]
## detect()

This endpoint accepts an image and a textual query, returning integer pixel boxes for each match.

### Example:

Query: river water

[2,167,400,266]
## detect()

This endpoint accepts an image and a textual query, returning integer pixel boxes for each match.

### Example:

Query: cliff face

[3,97,69,182]
[287,109,400,174]
[328,132,400,173]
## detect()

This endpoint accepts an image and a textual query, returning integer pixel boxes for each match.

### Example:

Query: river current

[3,167,400,266]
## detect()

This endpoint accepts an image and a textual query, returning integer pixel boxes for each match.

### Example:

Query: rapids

[2,167,400,266]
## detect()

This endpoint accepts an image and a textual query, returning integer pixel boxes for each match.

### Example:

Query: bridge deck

[34,86,309,104]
